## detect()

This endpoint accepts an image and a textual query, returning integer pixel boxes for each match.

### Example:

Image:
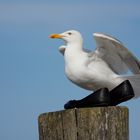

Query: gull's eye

[67,32,72,35]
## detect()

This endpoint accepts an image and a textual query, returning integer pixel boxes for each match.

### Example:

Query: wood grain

[38,107,129,140]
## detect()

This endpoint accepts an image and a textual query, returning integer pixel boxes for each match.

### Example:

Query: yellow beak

[49,34,64,39]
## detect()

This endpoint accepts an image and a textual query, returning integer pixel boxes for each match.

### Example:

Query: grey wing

[59,46,66,55]
[93,33,140,74]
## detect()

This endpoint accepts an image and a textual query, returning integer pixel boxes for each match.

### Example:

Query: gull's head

[49,30,83,45]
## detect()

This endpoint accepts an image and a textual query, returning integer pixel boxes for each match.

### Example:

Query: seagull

[49,30,140,98]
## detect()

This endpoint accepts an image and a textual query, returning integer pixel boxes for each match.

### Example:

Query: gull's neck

[66,40,83,52]
[64,41,86,65]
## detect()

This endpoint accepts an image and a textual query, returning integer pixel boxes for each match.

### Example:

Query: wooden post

[38,106,129,140]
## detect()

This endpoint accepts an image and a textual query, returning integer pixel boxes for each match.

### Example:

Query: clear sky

[0,0,140,140]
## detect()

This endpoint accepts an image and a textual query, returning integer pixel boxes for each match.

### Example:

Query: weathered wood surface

[38,107,129,140]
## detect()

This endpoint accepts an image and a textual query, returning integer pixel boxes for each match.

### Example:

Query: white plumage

[50,30,140,98]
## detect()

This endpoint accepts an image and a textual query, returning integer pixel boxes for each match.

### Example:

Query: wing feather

[93,33,140,74]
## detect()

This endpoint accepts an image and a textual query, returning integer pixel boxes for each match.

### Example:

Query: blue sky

[0,1,140,140]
